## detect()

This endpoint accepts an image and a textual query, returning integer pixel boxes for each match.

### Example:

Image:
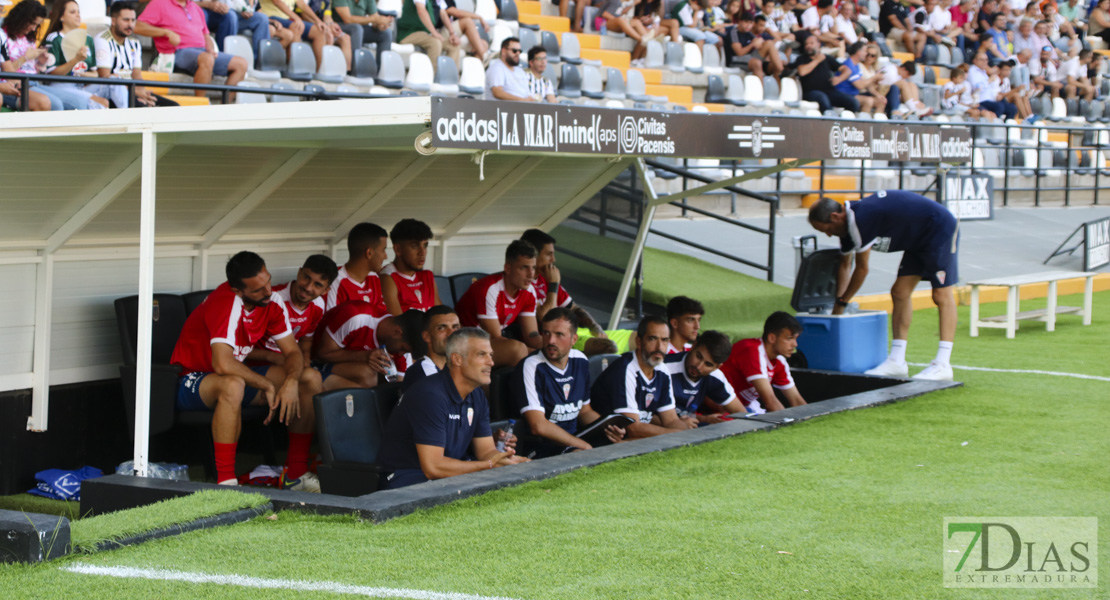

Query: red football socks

[285,433,313,480]
[214,442,237,483]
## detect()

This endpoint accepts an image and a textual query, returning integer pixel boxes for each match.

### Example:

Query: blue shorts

[270,17,314,40]
[312,361,335,382]
[2,94,17,110]
[176,365,272,411]
[381,468,428,490]
[898,220,960,289]
[173,47,235,77]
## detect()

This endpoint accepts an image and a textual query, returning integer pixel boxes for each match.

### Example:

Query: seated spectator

[997,59,1033,118]
[561,0,591,33]
[926,0,964,51]
[1028,45,1064,96]
[672,0,724,51]
[969,51,1018,118]
[170,252,320,490]
[485,37,532,101]
[197,0,271,53]
[455,240,542,368]
[314,301,422,387]
[43,0,111,109]
[1058,0,1088,34]
[835,1,867,45]
[837,40,887,114]
[589,315,698,439]
[759,0,797,52]
[333,0,393,64]
[1013,18,1041,55]
[774,0,802,36]
[597,0,652,63]
[396,0,462,71]
[802,0,842,45]
[858,43,894,110]
[519,229,606,339]
[719,311,808,413]
[1088,53,1104,93]
[378,328,529,489]
[136,0,249,98]
[659,330,744,425]
[1,7,54,112]
[95,2,180,108]
[524,47,557,103]
[1057,48,1096,100]
[1,0,89,110]
[705,0,732,41]
[635,0,682,43]
[440,0,489,57]
[513,308,626,458]
[749,15,787,79]
[326,222,389,313]
[951,0,981,55]
[665,295,703,354]
[403,305,460,392]
[260,0,352,73]
[381,218,442,314]
[792,32,860,111]
[892,60,935,116]
[982,12,1013,64]
[1043,3,1079,41]
[942,63,982,115]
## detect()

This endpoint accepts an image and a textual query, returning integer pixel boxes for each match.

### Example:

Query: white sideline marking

[908,362,1110,382]
[62,564,524,600]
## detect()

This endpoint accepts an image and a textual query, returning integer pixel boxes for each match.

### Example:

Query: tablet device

[577,414,635,447]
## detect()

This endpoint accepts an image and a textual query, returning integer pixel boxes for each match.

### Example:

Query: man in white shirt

[1056,48,1095,100]
[802,0,841,45]
[1029,44,1064,97]
[484,37,533,101]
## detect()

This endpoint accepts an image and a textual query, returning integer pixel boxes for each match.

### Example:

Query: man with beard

[170,252,316,489]
[314,302,423,388]
[792,32,859,112]
[589,316,697,439]
[659,330,744,425]
[402,305,460,393]
[378,328,530,489]
[484,37,533,101]
[382,218,443,314]
[93,1,179,107]
[719,312,808,413]
[512,308,626,458]
[519,228,604,338]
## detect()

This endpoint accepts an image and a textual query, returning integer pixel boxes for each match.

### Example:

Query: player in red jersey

[665,296,703,354]
[315,300,424,388]
[325,222,389,315]
[454,240,542,368]
[170,252,319,491]
[519,229,605,339]
[718,312,808,413]
[381,218,443,314]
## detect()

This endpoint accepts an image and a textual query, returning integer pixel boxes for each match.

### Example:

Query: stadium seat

[377,50,406,89]
[315,45,347,83]
[405,52,435,92]
[705,74,726,103]
[645,41,664,69]
[935,44,952,68]
[491,22,515,52]
[1049,97,1067,121]
[726,74,745,105]
[558,62,582,98]
[763,76,783,109]
[948,47,964,68]
[255,39,286,81]
[434,275,454,307]
[702,44,723,75]
[664,41,684,72]
[519,28,539,55]
[335,83,361,95]
[459,56,486,96]
[626,68,649,101]
[449,272,486,302]
[432,56,460,96]
[589,353,620,386]
[304,83,327,98]
[487,367,515,421]
[781,77,802,107]
[474,0,498,22]
[225,35,278,82]
[922,44,938,65]
[236,82,268,104]
[182,290,212,314]
[561,32,583,64]
[377,0,401,15]
[603,67,626,99]
[283,42,316,82]
[743,74,763,106]
[313,388,388,496]
[346,48,377,87]
[682,42,704,74]
[270,81,300,102]
[582,64,604,98]
[541,30,561,63]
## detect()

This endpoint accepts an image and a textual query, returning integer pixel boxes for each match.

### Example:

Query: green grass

[68,490,269,553]
[1,292,1106,599]
[0,494,83,522]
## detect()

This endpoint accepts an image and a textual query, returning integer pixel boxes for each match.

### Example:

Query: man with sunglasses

[485,36,533,101]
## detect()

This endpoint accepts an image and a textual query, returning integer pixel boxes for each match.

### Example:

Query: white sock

[889,339,908,363]
[935,341,953,366]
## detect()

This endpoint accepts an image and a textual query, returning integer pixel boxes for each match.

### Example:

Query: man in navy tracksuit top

[808,190,960,381]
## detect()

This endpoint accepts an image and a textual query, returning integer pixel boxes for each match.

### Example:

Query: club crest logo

[467,407,474,425]
[645,393,654,406]
[414,289,423,304]
[751,120,763,157]
[563,383,571,400]
[937,271,946,285]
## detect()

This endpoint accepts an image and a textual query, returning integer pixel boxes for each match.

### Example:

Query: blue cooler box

[790,243,889,373]
[795,312,888,373]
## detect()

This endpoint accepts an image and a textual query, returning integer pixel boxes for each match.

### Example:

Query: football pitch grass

[1,291,1107,599]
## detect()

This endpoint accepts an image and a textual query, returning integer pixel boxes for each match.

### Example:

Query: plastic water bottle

[496,419,515,452]
[600,21,607,36]
[384,354,401,383]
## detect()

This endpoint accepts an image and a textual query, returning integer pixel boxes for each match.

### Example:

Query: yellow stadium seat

[573,33,601,50]
[517,0,542,15]
[801,192,863,207]
[163,95,211,106]
[580,48,630,70]
[140,71,171,96]
[645,84,692,104]
[522,14,570,34]
[891,51,914,64]
[629,68,663,84]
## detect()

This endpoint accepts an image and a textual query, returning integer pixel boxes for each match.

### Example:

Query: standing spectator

[196,0,271,52]
[792,32,859,111]
[43,0,112,108]
[333,0,393,63]
[135,0,249,98]
[1,0,93,110]
[484,37,532,101]
[396,0,462,70]
[561,0,591,33]
[1090,0,1110,45]
[524,47,556,103]
[94,2,180,107]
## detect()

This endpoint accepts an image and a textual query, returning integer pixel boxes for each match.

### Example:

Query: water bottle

[600,21,607,35]
[384,354,401,383]
[496,419,515,452]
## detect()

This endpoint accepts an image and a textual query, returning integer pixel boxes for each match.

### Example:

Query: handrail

[644,158,777,204]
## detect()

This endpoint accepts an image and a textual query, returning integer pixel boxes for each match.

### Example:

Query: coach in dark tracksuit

[808,190,959,382]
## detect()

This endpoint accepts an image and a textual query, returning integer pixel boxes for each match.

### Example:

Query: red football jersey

[262,282,325,352]
[455,273,537,329]
[718,338,796,407]
[171,282,292,374]
[531,273,573,309]
[381,263,437,312]
[325,300,387,350]
[324,265,387,316]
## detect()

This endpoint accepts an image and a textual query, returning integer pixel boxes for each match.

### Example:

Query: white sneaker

[280,470,321,493]
[631,58,646,68]
[217,478,238,486]
[912,361,954,381]
[865,357,909,377]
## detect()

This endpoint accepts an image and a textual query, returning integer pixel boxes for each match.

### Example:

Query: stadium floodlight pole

[132,129,159,478]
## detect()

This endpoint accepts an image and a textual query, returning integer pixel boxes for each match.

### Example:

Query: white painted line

[62,564,525,600]
[908,363,1110,382]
